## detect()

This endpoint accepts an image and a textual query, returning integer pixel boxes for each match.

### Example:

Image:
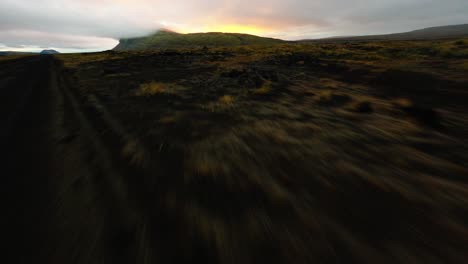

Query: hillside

[40,49,59,55]
[115,24,468,50]
[114,30,284,50]
[304,24,468,42]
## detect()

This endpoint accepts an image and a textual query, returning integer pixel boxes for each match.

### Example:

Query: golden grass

[159,115,177,124]
[392,98,414,108]
[218,95,234,105]
[203,95,235,112]
[0,55,30,61]
[253,80,272,94]
[56,52,125,68]
[135,81,166,96]
[318,78,345,89]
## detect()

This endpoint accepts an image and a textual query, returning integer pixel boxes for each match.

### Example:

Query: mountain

[302,24,468,42]
[114,30,284,51]
[40,49,60,55]
[115,24,468,51]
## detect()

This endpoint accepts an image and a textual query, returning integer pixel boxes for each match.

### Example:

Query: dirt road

[2,56,138,263]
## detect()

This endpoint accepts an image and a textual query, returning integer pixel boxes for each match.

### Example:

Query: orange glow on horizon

[177,24,270,36]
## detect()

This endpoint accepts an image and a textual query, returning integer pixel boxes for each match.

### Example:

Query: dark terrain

[2,38,468,263]
[303,24,468,42]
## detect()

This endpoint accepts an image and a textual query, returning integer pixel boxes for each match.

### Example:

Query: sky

[1,0,467,53]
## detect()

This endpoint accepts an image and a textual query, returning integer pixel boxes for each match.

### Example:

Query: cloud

[1,0,468,52]
[0,29,118,52]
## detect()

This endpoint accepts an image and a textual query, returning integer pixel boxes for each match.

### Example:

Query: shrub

[392,98,439,127]
[454,40,466,46]
[349,101,373,113]
[402,105,439,127]
[316,91,352,106]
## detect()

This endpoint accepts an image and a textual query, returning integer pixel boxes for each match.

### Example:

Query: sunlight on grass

[218,95,234,105]
[135,81,166,96]
[392,98,414,108]
[253,80,272,94]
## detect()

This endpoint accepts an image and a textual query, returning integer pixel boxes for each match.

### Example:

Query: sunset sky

[1,0,467,52]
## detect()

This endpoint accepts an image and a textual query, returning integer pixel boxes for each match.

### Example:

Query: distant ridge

[301,24,468,42]
[114,30,284,51]
[0,51,35,56]
[0,50,59,56]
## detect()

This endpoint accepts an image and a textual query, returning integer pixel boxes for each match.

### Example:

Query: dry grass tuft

[135,81,166,96]
[316,91,352,106]
[218,95,234,105]
[253,80,272,94]
[159,115,177,124]
[392,98,414,108]
[319,78,345,89]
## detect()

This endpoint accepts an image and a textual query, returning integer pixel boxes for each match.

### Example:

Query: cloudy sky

[1,0,467,52]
